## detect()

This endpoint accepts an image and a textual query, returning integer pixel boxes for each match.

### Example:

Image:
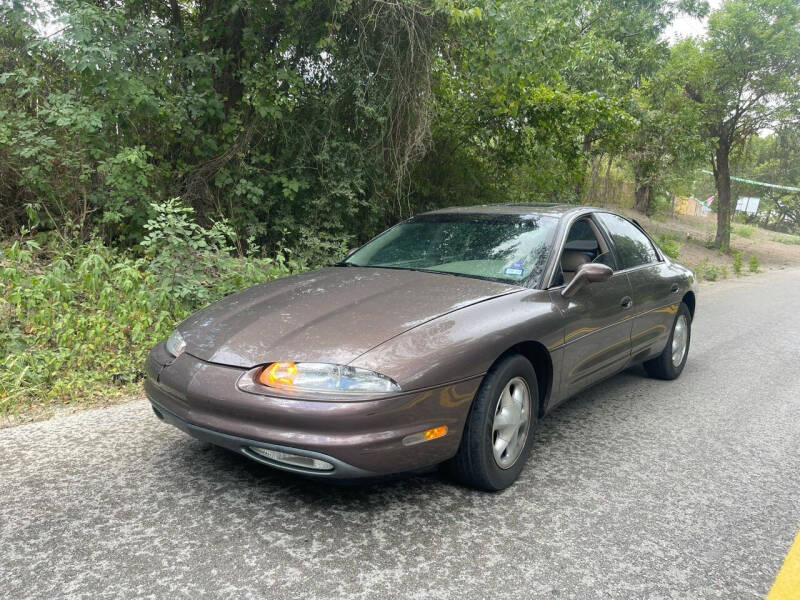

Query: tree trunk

[169,0,184,32]
[587,154,602,203]
[201,0,246,110]
[573,133,593,201]
[602,155,613,204]
[634,184,651,213]
[712,139,732,250]
[633,167,651,213]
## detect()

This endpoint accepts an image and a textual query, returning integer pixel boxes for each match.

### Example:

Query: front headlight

[256,361,401,394]
[165,330,186,358]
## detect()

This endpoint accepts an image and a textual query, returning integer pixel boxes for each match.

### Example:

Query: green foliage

[657,234,682,260]
[648,194,673,218]
[693,258,720,281]
[143,199,271,307]
[703,265,718,282]
[732,250,744,275]
[733,224,755,238]
[673,0,800,248]
[628,73,708,213]
[694,259,719,281]
[1,238,172,409]
[0,0,451,248]
[774,234,800,245]
[748,254,760,273]
[3,0,800,415]
[0,204,302,413]
[730,128,800,234]
[1,0,721,247]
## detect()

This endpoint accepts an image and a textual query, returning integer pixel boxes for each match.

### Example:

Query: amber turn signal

[424,425,448,440]
[259,362,298,386]
[402,425,448,446]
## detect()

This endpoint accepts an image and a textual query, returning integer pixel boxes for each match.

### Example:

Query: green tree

[421,0,704,207]
[0,0,451,249]
[628,72,707,214]
[676,0,800,249]
[738,127,800,231]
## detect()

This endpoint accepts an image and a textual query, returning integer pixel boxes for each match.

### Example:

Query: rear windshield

[344,214,558,285]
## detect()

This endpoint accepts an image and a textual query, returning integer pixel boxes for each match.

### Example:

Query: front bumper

[148,399,376,477]
[145,344,481,478]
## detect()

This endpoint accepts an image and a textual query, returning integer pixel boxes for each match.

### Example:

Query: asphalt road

[2,269,800,600]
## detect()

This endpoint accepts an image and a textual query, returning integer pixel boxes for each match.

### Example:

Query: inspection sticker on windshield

[503,261,525,277]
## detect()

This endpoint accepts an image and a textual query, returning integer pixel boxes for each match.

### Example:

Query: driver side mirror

[561,263,613,298]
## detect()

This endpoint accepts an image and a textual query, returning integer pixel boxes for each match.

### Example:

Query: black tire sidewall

[473,354,539,490]
[647,302,692,379]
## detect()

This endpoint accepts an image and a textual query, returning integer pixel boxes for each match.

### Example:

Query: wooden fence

[583,174,636,209]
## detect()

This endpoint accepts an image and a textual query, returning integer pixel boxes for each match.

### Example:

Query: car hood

[179,267,522,368]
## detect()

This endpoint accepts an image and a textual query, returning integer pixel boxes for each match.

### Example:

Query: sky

[663,0,724,43]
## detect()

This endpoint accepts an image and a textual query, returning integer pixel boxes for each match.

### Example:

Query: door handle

[670,283,680,293]
[620,296,633,309]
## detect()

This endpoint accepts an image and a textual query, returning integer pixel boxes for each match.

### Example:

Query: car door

[548,215,634,398]
[594,212,679,362]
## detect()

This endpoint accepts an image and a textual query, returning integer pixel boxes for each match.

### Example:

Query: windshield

[344,214,558,285]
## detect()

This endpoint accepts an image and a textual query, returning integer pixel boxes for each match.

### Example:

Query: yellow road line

[767,529,800,599]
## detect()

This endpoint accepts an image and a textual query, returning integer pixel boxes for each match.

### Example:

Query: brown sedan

[145,204,696,490]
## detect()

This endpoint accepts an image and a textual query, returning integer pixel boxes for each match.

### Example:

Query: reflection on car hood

[179,267,522,368]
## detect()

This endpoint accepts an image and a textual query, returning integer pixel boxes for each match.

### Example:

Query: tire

[447,354,538,491]
[644,302,692,380]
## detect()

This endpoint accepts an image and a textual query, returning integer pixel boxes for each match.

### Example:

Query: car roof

[418,203,604,219]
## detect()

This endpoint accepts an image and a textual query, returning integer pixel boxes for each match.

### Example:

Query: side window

[554,218,614,286]
[595,213,658,270]
[565,220,596,245]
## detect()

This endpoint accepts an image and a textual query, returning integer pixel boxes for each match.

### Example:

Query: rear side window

[565,220,596,244]
[595,213,658,270]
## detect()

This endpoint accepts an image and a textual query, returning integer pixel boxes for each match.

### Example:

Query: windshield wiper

[351,264,517,285]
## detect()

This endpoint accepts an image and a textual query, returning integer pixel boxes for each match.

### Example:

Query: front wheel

[447,354,538,491]
[644,302,692,380]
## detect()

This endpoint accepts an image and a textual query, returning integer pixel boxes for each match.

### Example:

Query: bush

[732,250,743,275]
[648,194,671,219]
[2,239,170,411]
[694,259,718,282]
[280,226,351,270]
[748,254,760,273]
[657,234,682,260]
[0,202,306,415]
[703,264,719,281]
[140,199,304,308]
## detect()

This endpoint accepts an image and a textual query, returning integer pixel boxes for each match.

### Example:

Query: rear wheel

[447,354,538,491]
[644,302,692,380]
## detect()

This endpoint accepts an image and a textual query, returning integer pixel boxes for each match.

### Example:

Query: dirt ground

[0,389,142,429]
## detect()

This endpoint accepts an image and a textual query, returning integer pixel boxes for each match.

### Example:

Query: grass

[732,251,743,275]
[733,224,755,238]
[774,234,800,245]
